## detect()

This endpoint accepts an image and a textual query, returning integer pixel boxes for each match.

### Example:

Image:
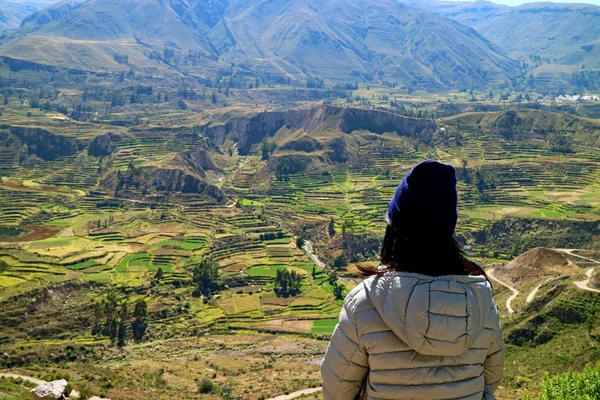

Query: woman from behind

[321,160,504,400]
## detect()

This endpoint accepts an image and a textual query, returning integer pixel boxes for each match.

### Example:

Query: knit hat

[386,160,458,237]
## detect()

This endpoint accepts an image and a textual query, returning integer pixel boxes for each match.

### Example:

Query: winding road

[557,249,600,293]
[487,268,519,314]
[574,268,600,293]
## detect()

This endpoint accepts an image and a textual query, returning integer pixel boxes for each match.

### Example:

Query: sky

[452,0,600,6]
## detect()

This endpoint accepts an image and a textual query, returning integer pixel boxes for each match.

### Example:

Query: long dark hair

[357,224,489,282]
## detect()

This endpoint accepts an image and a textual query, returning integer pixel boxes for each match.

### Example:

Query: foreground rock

[30,379,68,400]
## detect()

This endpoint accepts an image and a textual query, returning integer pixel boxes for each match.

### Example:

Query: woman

[321,160,504,400]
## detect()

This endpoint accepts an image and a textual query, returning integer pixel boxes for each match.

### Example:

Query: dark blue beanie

[387,160,458,237]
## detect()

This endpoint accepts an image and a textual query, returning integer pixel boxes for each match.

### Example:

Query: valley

[0,85,599,398]
[0,0,599,398]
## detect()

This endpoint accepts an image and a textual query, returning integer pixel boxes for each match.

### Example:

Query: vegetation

[527,366,600,400]
[192,259,220,298]
[274,269,302,297]
[0,11,598,396]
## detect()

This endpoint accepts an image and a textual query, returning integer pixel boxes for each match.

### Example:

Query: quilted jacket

[321,271,504,400]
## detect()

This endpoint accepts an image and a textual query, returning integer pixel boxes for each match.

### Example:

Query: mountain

[19,0,83,28]
[421,0,600,69]
[0,0,519,90]
[0,0,37,30]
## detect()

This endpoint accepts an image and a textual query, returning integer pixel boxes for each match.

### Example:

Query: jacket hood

[364,271,493,357]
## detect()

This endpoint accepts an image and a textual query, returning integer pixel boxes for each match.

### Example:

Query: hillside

[0,0,37,31]
[0,0,519,89]
[418,0,600,90]
[458,3,600,66]
[498,247,580,287]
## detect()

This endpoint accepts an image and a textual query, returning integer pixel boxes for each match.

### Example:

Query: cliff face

[175,148,219,178]
[9,127,82,161]
[151,169,226,203]
[88,133,121,157]
[203,105,437,154]
[203,105,329,154]
[339,108,437,137]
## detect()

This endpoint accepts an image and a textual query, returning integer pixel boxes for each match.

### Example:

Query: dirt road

[268,387,323,400]
[557,249,600,293]
[574,268,600,293]
[487,269,519,314]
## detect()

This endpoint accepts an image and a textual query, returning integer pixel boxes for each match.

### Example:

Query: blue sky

[452,0,600,5]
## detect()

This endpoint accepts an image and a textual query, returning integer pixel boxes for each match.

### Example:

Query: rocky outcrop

[88,133,121,157]
[9,127,81,161]
[176,148,219,177]
[203,105,329,154]
[280,136,323,152]
[30,379,68,400]
[151,169,226,203]
[267,154,321,174]
[327,137,348,163]
[339,108,437,137]
[203,105,437,155]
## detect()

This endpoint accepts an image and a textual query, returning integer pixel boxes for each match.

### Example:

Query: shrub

[197,377,214,394]
[535,365,600,400]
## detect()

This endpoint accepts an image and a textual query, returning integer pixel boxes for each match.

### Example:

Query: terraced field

[0,100,600,399]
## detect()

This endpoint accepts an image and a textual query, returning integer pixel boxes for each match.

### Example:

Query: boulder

[30,379,68,400]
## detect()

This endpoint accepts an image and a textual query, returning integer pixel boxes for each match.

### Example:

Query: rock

[30,379,68,400]
[88,132,121,157]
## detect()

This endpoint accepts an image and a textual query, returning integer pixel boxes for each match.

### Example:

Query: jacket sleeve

[483,305,505,397]
[321,291,369,400]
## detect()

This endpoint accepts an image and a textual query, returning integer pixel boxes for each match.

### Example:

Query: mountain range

[0,0,39,30]
[0,0,598,90]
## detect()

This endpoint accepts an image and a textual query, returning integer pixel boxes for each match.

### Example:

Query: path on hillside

[267,387,323,400]
[526,277,554,304]
[487,269,518,314]
[0,373,110,400]
[556,249,600,293]
[574,268,600,293]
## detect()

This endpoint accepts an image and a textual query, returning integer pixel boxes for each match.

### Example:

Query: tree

[328,218,336,238]
[328,271,338,285]
[92,302,103,335]
[154,267,164,282]
[132,299,148,342]
[274,269,302,297]
[461,159,471,184]
[261,140,276,160]
[296,237,305,249]
[548,131,573,153]
[333,253,348,269]
[192,259,220,298]
[211,90,218,104]
[333,284,344,300]
[197,378,214,394]
[117,302,129,346]
[117,321,127,347]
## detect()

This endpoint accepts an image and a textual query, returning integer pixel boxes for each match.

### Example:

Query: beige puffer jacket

[321,271,504,400]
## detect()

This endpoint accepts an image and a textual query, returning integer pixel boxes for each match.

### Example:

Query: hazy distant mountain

[0,0,519,90]
[423,0,600,67]
[20,0,82,28]
[0,0,36,30]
